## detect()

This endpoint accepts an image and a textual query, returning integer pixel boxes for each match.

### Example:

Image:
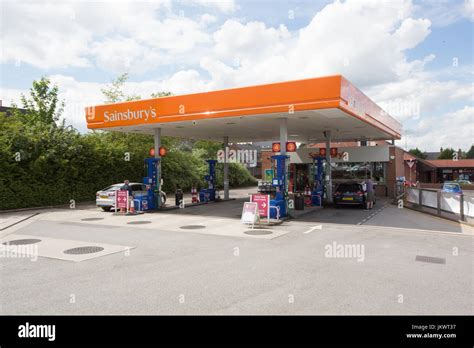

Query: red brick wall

[386,146,405,197]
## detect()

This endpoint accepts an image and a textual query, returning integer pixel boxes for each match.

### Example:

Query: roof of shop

[426,159,474,168]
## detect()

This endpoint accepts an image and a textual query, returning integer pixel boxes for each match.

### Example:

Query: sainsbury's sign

[104,108,157,123]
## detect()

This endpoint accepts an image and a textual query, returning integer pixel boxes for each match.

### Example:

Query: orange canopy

[85,75,401,143]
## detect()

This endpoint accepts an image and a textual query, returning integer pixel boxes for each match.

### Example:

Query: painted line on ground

[303,225,323,234]
[357,204,387,225]
[0,213,40,231]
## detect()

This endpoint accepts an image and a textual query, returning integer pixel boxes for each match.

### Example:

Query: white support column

[280,118,288,193]
[279,118,287,155]
[154,128,162,207]
[154,128,161,159]
[324,130,333,203]
[223,136,229,200]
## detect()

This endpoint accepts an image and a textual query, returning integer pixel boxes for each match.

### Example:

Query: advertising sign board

[251,194,270,218]
[241,202,258,225]
[116,190,129,210]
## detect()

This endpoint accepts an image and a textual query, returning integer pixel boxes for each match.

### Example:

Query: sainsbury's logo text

[104,108,157,123]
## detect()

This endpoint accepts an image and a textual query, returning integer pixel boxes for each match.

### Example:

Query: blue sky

[1,0,473,151]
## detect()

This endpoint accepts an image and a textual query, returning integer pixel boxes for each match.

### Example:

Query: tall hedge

[0,113,256,210]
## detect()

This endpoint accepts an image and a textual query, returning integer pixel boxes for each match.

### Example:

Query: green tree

[101,73,174,103]
[151,91,173,98]
[465,145,474,159]
[438,147,456,159]
[17,76,65,125]
[408,147,427,159]
[0,75,256,210]
[101,73,129,103]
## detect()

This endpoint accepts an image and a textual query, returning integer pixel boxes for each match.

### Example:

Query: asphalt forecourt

[0,200,472,315]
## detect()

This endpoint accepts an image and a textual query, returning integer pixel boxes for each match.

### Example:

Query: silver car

[96,183,167,211]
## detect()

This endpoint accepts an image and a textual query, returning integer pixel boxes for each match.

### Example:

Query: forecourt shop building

[85,75,402,215]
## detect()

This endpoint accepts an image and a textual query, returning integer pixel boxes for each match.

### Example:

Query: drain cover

[63,246,104,255]
[81,218,104,221]
[180,225,205,229]
[244,230,273,235]
[127,221,151,225]
[415,255,446,264]
[2,239,42,245]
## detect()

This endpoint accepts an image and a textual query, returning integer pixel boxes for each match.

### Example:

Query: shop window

[330,162,386,183]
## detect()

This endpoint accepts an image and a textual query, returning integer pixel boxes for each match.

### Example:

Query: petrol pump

[142,157,161,210]
[270,155,289,219]
[199,159,217,202]
[311,156,325,206]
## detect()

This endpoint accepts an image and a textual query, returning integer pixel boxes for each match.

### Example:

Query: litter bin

[175,189,183,206]
[294,193,305,210]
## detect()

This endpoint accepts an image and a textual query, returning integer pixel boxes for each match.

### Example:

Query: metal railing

[402,186,473,223]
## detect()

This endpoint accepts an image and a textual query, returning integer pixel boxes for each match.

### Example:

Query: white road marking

[358,204,388,225]
[303,225,322,234]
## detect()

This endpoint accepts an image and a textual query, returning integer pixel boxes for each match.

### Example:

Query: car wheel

[101,206,112,212]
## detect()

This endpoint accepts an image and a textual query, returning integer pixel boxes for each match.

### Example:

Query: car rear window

[337,184,361,192]
[103,185,121,192]
[131,184,143,191]
[444,184,459,189]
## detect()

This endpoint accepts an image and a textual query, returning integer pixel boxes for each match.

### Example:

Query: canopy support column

[223,136,229,200]
[280,118,289,195]
[154,128,162,207]
[324,130,333,203]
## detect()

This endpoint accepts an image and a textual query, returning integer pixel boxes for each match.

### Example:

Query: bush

[0,113,257,210]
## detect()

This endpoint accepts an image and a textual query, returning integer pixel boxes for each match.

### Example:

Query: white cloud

[404,106,474,151]
[464,0,474,21]
[197,0,432,89]
[213,20,290,62]
[412,0,474,27]
[0,0,210,72]
[180,0,236,13]
[200,13,218,25]
[1,0,472,151]
[1,1,92,69]
[365,74,473,121]
[0,72,212,132]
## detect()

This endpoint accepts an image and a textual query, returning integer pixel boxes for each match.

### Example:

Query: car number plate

[342,197,353,201]
[100,195,108,199]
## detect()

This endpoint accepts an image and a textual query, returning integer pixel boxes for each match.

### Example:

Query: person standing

[121,180,134,210]
[365,177,375,210]
[121,180,133,197]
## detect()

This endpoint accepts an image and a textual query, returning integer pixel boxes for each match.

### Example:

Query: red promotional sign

[150,147,167,157]
[319,148,338,157]
[159,146,167,156]
[273,142,297,152]
[286,142,297,152]
[251,194,270,218]
[116,190,129,209]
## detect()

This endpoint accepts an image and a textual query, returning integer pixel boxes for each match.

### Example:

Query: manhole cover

[2,239,42,245]
[180,225,205,229]
[81,218,104,221]
[415,255,446,264]
[63,246,104,255]
[127,221,151,225]
[244,230,273,235]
